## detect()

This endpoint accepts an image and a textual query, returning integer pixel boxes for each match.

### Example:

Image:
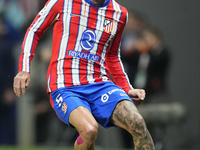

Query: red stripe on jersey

[47,0,65,92]
[88,6,98,84]
[95,1,115,80]
[63,0,82,87]
[78,5,98,85]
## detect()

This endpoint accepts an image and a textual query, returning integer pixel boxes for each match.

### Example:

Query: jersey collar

[84,0,110,7]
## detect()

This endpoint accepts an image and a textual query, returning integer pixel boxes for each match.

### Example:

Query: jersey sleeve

[106,10,133,93]
[18,0,61,73]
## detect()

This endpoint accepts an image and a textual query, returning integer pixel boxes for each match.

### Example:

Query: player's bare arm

[13,71,31,97]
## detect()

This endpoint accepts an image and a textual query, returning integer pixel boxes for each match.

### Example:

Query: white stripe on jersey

[57,0,72,88]
[112,3,122,31]
[99,0,122,81]
[48,72,52,92]
[71,0,89,85]
[112,0,121,32]
[117,46,133,89]
[23,0,58,72]
[99,3,123,82]
[99,7,109,81]
[86,8,105,84]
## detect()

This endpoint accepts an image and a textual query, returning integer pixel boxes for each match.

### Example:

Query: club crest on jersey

[104,19,114,33]
[80,29,96,51]
[61,102,67,114]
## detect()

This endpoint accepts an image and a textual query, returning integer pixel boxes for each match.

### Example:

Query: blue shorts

[50,81,134,128]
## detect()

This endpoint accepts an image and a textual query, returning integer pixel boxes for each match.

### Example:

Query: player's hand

[13,71,31,97]
[127,89,146,105]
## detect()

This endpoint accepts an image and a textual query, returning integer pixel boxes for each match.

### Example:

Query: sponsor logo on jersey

[68,50,100,62]
[108,89,125,95]
[104,19,114,33]
[80,29,96,51]
[101,94,109,103]
[101,89,126,103]
[61,102,67,114]
[120,93,126,96]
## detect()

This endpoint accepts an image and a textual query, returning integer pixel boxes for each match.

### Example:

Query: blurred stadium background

[0,0,200,150]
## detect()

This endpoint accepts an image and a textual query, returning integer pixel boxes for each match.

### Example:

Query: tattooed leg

[110,100,155,150]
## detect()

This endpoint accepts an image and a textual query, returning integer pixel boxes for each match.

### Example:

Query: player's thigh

[110,100,142,130]
[69,106,98,135]
[50,88,98,132]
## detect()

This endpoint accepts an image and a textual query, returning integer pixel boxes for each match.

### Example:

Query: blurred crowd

[0,0,172,149]
[0,0,50,146]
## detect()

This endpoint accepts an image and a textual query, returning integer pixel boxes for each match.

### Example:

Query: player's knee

[85,123,98,142]
[129,113,147,138]
[82,122,98,145]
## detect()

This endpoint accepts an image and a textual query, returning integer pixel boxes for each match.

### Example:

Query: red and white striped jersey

[18,0,133,93]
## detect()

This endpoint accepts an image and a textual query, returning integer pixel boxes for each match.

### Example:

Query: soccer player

[13,0,155,149]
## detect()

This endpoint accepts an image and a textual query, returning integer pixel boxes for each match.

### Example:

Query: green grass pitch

[0,147,199,150]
